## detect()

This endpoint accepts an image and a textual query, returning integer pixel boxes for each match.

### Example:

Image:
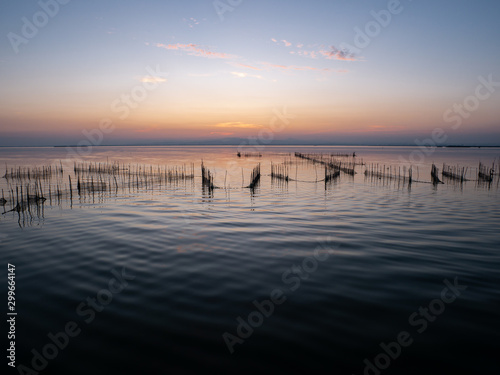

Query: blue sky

[0,0,499,146]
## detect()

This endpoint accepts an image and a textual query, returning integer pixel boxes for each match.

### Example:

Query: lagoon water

[1,146,499,374]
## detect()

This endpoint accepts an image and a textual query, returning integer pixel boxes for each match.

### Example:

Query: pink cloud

[155,43,233,59]
[319,46,358,61]
[152,40,349,78]
[265,63,288,69]
[301,51,318,59]
[230,62,263,71]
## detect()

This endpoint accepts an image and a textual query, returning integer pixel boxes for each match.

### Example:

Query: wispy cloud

[155,43,233,59]
[229,62,263,71]
[215,122,263,129]
[295,50,318,59]
[271,38,360,62]
[231,72,263,79]
[271,38,293,48]
[140,76,167,83]
[183,17,202,29]
[319,46,357,61]
[152,39,349,79]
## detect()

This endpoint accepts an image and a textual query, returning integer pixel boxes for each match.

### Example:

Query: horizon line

[1,144,499,148]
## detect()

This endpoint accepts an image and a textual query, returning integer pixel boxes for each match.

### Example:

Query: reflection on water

[0,146,499,374]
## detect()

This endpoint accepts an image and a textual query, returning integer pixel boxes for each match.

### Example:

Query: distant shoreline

[0,144,499,148]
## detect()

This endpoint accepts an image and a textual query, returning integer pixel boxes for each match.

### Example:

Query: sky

[0,0,499,146]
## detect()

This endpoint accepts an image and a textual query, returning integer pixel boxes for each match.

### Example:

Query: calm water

[1,146,499,374]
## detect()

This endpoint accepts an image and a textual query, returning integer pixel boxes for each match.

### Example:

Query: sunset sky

[1,0,499,146]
